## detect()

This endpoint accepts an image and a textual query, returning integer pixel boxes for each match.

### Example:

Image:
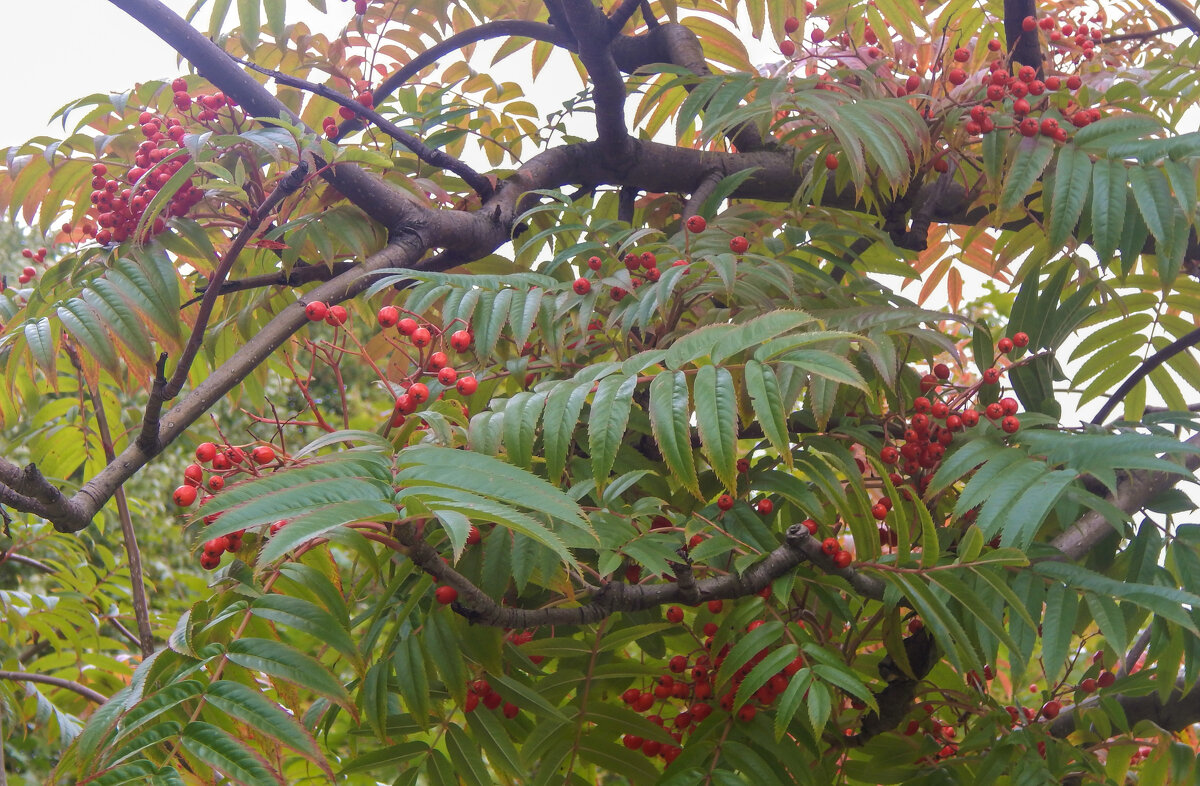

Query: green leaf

[1127,164,1174,249]
[1000,135,1055,213]
[588,375,638,489]
[542,380,590,481]
[649,371,701,497]
[392,635,431,726]
[694,365,739,492]
[716,621,783,693]
[710,310,814,364]
[203,681,329,774]
[397,445,593,541]
[1040,582,1079,683]
[249,595,359,663]
[778,350,867,390]
[225,638,353,710]
[1049,146,1092,249]
[744,360,791,468]
[180,721,281,785]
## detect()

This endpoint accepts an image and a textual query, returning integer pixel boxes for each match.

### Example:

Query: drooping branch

[397,522,886,629]
[0,670,108,705]
[1091,325,1200,425]
[238,58,495,200]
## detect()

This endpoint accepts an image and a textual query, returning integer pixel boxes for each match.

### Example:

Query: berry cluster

[16,247,47,284]
[173,440,278,568]
[877,332,1029,498]
[617,610,807,766]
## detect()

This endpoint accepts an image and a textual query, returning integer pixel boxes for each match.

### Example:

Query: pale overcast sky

[0,0,336,146]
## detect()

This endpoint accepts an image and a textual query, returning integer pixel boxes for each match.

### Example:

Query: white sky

[0,0,335,146]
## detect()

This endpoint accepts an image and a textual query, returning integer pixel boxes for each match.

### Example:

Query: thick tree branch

[1154,0,1200,37]
[1050,432,1200,560]
[1003,0,1044,74]
[1048,677,1200,738]
[0,670,108,705]
[560,0,632,159]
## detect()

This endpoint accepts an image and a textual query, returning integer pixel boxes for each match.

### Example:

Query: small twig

[68,344,155,658]
[184,261,357,306]
[618,186,638,224]
[136,353,169,455]
[607,0,642,33]
[0,670,108,705]
[1102,22,1186,43]
[1120,627,1154,677]
[237,58,494,200]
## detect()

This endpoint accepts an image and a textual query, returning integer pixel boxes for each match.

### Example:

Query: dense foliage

[3,0,1200,782]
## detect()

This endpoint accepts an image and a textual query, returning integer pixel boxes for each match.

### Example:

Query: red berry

[821,537,839,555]
[173,485,198,507]
[948,68,967,85]
[737,458,751,473]
[780,39,796,57]
[203,536,229,556]
[1097,670,1115,688]
[802,518,818,535]
[1001,415,1021,433]
[825,152,839,170]
[466,525,481,545]
[933,362,951,380]
[953,47,970,62]
[707,600,724,614]
[985,403,1004,420]
[194,443,217,463]
[199,552,221,570]
[872,503,888,520]
[881,446,899,464]
[961,409,980,427]
[811,28,824,43]
[756,498,774,515]
[666,605,684,623]
[686,215,707,233]
[1040,700,1061,719]
[1000,397,1020,416]
[325,305,348,326]
[573,277,591,295]
[207,476,225,492]
[717,493,735,511]
[304,301,328,321]
[729,236,749,253]
[449,330,472,351]
[586,255,602,270]
[997,337,1014,353]
[456,376,478,395]
[411,327,432,347]
[1012,331,1030,347]
[982,368,1001,385]
[397,317,418,336]
[1079,678,1097,693]
[1022,16,1036,32]
[408,383,430,403]
[1066,75,1082,90]
[783,16,800,34]
[434,585,458,605]
[437,367,458,386]
[251,445,275,464]
[184,464,204,486]
[427,352,448,371]
[919,374,939,393]
[377,305,399,327]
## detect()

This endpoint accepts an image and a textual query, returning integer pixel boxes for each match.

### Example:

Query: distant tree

[3,0,1200,783]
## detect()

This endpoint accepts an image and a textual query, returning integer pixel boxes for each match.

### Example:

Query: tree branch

[0,670,108,705]
[238,58,494,200]
[1003,0,1044,74]
[559,0,632,159]
[397,522,885,629]
[1153,0,1200,37]
[1048,677,1200,738]
[1091,324,1200,425]
[1050,432,1200,561]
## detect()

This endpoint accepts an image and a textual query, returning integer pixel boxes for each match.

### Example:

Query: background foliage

[3,0,1200,783]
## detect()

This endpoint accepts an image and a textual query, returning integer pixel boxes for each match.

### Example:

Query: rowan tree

[2,0,1200,782]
